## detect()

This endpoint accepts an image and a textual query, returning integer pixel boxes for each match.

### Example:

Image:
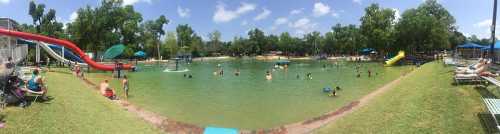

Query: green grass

[314,62,490,133]
[0,70,162,134]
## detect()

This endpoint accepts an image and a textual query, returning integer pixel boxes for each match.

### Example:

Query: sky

[0,0,496,41]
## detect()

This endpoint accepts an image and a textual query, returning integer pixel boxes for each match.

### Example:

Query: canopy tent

[457,43,486,49]
[481,41,500,51]
[103,44,125,59]
[456,43,486,59]
[481,41,500,63]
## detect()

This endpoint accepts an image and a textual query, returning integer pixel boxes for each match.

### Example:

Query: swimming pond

[90,60,412,129]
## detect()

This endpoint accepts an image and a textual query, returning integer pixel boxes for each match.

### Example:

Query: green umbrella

[103,44,125,59]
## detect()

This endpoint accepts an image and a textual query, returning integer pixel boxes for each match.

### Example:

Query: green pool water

[99,60,412,129]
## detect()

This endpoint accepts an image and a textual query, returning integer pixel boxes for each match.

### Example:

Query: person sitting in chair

[27,69,48,100]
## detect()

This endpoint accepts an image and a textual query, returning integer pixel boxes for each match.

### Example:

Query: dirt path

[69,68,416,134]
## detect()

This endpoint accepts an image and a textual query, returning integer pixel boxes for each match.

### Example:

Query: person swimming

[306,73,312,80]
[188,74,193,78]
[296,74,300,79]
[266,71,272,80]
[219,68,224,76]
[235,69,240,76]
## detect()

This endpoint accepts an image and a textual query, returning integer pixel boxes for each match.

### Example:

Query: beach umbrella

[134,51,146,57]
[103,44,125,59]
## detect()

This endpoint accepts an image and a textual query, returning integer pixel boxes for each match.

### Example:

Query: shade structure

[103,44,125,59]
[457,43,486,49]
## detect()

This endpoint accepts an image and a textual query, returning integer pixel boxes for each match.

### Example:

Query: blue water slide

[47,45,85,63]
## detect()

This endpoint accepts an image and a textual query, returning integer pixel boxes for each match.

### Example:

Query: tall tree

[29,1,45,33]
[395,0,456,52]
[207,30,222,54]
[247,28,266,55]
[163,31,177,58]
[176,24,195,55]
[143,15,169,60]
[360,3,395,54]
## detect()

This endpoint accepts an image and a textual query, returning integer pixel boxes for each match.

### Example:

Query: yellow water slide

[385,51,405,66]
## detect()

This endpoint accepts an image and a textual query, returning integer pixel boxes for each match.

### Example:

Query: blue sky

[0,0,495,41]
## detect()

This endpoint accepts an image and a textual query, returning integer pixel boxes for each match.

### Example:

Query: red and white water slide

[0,28,134,71]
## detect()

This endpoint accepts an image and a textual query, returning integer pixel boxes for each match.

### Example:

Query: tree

[29,1,45,33]
[230,36,246,56]
[265,34,279,52]
[395,0,456,52]
[304,31,322,55]
[360,3,395,55]
[143,15,169,60]
[163,31,178,58]
[247,28,266,55]
[278,32,293,56]
[176,24,195,55]
[190,34,204,57]
[207,30,222,54]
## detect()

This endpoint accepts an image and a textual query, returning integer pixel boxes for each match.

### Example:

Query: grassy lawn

[0,70,162,134]
[314,61,495,133]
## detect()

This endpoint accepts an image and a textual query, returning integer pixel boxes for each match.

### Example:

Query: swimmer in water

[188,74,193,78]
[266,71,272,80]
[296,74,300,79]
[235,69,240,76]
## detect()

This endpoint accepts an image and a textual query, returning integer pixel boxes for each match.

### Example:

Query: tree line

[17,0,485,60]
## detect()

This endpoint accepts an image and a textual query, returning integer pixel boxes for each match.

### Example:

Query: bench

[483,98,500,130]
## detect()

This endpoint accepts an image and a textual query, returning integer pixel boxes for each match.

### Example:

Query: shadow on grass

[474,86,498,99]
[478,113,500,134]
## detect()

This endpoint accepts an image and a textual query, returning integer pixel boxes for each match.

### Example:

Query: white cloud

[177,6,190,18]
[353,0,362,4]
[213,2,256,23]
[254,8,271,21]
[69,11,78,22]
[0,0,10,4]
[474,19,492,28]
[274,17,288,25]
[331,11,339,18]
[288,17,317,35]
[290,8,304,15]
[122,0,152,6]
[241,20,248,26]
[313,2,330,17]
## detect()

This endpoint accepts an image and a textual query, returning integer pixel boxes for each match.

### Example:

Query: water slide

[385,51,405,66]
[47,44,85,63]
[38,42,87,66]
[0,28,134,71]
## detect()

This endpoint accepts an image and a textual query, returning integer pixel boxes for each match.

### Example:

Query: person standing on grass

[122,75,129,99]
